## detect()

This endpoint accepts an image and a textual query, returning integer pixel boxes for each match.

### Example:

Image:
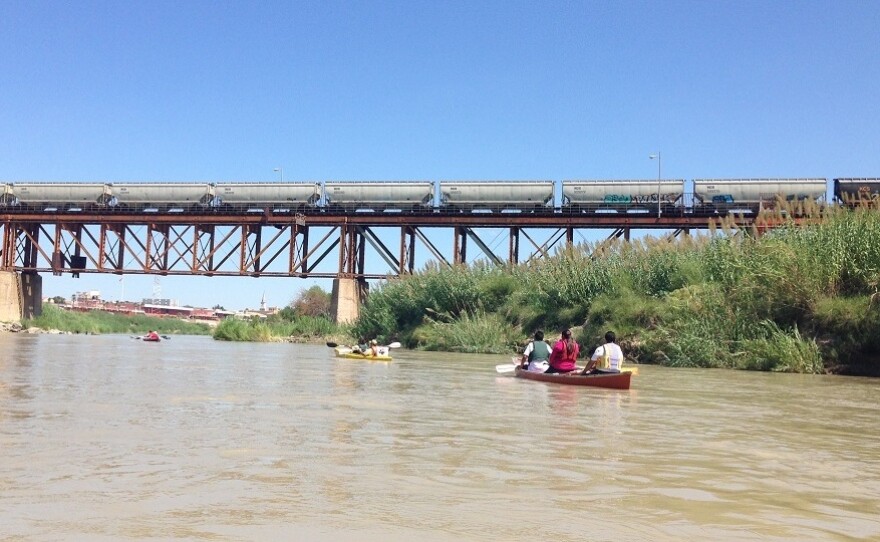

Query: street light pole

[274,167,283,182]
[649,152,661,217]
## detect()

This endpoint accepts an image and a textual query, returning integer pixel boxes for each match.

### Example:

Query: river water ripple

[1,334,878,541]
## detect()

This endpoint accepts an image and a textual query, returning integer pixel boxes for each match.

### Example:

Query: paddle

[496,356,524,373]
[326,341,402,349]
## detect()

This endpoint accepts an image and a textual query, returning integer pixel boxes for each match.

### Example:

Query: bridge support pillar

[0,271,23,322]
[331,277,368,324]
[20,272,42,319]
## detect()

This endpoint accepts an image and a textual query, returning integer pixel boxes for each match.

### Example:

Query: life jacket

[528,340,551,362]
[597,343,623,370]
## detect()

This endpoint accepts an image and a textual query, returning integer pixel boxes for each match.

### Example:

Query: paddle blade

[326,342,338,348]
[495,364,517,373]
[387,342,401,349]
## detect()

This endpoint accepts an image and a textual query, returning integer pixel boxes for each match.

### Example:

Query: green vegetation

[22,304,212,335]
[211,286,343,342]
[212,314,339,342]
[351,208,880,375]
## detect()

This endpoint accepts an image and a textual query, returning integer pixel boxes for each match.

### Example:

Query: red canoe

[514,367,632,390]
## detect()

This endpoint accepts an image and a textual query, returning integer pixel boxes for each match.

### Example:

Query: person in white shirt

[520,330,552,373]
[582,331,624,375]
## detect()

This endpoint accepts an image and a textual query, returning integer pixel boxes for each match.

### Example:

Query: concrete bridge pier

[0,271,41,322]
[331,277,368,324]
[21,272,42,319]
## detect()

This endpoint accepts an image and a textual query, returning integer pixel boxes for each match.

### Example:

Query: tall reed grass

[213,315,338,342]
[352,209,880,374]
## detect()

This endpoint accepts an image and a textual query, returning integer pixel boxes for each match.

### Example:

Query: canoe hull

[514,367,631,389]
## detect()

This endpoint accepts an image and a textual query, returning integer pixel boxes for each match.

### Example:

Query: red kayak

[514,367,631,390]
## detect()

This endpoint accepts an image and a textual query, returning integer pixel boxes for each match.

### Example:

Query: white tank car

[215,182,321,210]
[692,179,827,212]
[4,182,113,208]
[439,180,554,211]
[561,180,684,211]
[324,181,434,211]
[111,182,215,208]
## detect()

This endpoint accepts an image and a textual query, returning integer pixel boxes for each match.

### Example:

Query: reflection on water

[1,334,878,541]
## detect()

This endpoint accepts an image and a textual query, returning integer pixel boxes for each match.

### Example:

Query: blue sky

[2,0,879,309]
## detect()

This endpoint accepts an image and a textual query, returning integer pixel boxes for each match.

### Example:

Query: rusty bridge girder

[1,212,763,279]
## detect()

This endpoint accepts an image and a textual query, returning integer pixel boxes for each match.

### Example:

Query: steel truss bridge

[1,211,768,279]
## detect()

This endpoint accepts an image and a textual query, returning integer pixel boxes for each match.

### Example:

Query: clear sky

[2,0,879,310]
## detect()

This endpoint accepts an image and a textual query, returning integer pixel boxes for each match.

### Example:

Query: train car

[834,178,880,207]
[692,178,827,214]
[214,182,321,212]
[111,182,215,211]
[1,182,113,210]
[324,181,434,212]
[0,183,12,205]
[439,180,554,212]
[561,180,685,214]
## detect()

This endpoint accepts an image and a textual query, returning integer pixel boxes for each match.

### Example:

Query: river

[1,334,878,541]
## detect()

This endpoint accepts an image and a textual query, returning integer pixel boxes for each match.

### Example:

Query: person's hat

[370,339,378,345]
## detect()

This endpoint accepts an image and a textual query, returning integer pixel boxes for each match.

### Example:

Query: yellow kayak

[333,346,393,362]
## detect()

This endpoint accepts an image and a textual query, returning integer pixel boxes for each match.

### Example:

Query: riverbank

[349,208,880,376]
[9,304,348,346]
[18,304,213,336]
[0,321,72,335]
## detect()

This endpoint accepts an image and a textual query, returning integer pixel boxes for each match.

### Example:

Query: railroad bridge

[1,208,771,322]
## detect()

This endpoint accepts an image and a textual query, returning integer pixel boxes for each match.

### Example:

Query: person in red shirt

[546,329,579,373]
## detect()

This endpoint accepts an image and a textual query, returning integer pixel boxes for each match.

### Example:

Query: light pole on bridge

[649,152,661,218]
[274,167,283,182]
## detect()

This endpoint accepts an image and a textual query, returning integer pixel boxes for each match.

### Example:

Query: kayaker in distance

[352,338,369,353]
[546,329,579,374]
[352,338,380,355]
[582,331,624,375]
[520,330,551,373]
[144,330,160,341]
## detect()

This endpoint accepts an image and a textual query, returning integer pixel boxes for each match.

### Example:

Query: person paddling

[546,329,579,374]
[520,330,551,373]
[582,331,624,375]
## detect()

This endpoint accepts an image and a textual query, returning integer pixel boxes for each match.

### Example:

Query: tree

[290,286,331,318]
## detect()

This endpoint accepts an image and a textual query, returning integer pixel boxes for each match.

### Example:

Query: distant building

[73,290,101,301]
[141,298,176,306]
[142,304,192,317]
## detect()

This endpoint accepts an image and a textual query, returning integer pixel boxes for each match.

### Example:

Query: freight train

[0,178,877,215]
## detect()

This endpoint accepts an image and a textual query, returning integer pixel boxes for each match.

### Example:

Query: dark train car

[834,178,880,207]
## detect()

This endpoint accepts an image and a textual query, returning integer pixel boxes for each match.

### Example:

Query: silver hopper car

[562,180,685,213]
[2,182,113,210]
[440,180,554,212]
[324,181,434,212]
[215,182,321,212]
